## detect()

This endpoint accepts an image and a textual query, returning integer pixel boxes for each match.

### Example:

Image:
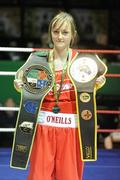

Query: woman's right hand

[14,79,23,91]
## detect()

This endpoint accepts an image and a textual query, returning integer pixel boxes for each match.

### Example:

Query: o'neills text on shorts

[37,111,78,128]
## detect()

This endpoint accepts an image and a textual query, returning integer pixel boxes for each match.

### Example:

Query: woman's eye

[63,31,68,35]
[53,30,59,34]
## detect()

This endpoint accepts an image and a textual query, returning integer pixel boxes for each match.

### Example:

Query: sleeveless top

[41,49,78,114]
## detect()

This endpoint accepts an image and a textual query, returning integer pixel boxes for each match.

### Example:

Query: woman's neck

[49,48,69,71]
[53,47,69,62]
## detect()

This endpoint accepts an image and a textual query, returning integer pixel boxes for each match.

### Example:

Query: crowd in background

[0,98,17,147]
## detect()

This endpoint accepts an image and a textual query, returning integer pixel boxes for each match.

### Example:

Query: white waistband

[37,110,78,128]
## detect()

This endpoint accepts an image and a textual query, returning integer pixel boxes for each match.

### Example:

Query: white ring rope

[0,128,15,132]
[0,47,34,52]
[0,107,19,111]
[0,71,16,76]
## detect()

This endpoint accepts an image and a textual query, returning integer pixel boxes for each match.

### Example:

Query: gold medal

[52,104,60,113]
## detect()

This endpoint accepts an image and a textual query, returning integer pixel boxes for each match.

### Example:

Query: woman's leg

[55,128,84,180]
[27,125,56,180]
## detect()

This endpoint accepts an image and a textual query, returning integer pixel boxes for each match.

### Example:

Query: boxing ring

[0,47,120,180]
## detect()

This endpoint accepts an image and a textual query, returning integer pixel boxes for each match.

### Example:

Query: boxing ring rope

[1,72,120,78]
[0,72,16,76]
[0,47,120,54]
[0,107,19,111]
[0,47,120,135]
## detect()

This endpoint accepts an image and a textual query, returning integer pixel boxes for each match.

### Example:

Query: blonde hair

[48,11,77,47]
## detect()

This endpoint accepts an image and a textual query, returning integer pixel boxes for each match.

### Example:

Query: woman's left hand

[96,75,106,86]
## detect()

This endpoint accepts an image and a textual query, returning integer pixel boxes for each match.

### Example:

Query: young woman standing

[14,11,106,180]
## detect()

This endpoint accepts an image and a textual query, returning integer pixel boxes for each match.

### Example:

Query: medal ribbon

[53,60,68,104]
[49,51,69,112]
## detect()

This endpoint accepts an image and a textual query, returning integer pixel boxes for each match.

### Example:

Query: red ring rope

[106,74,120,78]
[97,110,120,114]
[33,48,120,54]
[97,129,120,133]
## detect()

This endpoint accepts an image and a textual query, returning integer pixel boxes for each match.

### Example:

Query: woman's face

[51,22,72,50]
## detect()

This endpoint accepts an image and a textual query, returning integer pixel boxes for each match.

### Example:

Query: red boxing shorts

[27,111,84,180]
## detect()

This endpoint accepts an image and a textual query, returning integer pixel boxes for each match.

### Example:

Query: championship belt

[69,53,107,161]
[10,52,53,169]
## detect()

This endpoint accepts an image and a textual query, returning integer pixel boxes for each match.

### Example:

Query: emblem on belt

[23,65,53,94]
[81,110,92,120]
[80,93,91,103]
[70,57,98,83]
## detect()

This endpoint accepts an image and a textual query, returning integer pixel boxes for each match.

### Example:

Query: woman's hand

[96,75,106,89]
[14,79,23,92]
[96,75,106,85]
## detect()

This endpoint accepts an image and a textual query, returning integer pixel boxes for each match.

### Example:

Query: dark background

[0,0,120,50]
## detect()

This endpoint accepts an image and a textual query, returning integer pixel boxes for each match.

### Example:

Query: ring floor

[0,148,120,180]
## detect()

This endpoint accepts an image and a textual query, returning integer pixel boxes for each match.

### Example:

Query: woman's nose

[58,32,62,39]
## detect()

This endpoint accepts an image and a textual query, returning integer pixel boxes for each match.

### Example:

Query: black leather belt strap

[10,52,53,169]
[69,53,107,161]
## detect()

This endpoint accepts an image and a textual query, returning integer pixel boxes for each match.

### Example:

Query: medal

[52,104,60,113]
[50,50,69,114]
